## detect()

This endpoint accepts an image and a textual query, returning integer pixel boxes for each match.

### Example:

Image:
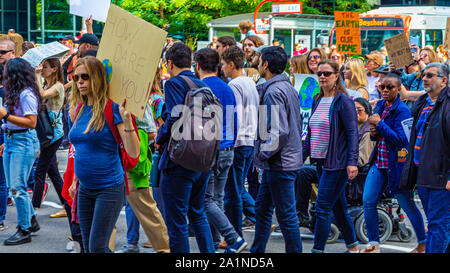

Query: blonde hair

[151,65,164,97]
[346,58,368,88]
[290,55,309,74]
[70,56,109,133]
[420,48,438,63]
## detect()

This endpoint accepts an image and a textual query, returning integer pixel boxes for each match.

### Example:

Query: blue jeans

[204,149,239,248]
[225,145,255,236]
[0,130,6,223]
[312,166,357,252]
[251,170,302,253]
[77,183,126,253]
[363,165,426,245]
[3,130,40,230]
[417,187,449,253]
[161,165,214,253]
[125,201,140,245]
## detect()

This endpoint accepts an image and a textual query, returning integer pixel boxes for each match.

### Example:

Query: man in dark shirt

[155,42,214,253]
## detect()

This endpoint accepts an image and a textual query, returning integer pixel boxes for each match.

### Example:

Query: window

[409,30,422,48]
[425,30,443,50]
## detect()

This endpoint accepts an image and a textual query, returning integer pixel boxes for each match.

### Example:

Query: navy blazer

[369,94,412,193]
[303,92,359,171]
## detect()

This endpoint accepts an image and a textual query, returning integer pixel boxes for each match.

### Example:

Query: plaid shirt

[375,103,392,169]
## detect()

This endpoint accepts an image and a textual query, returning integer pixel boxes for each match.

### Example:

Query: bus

[330,14,412,56]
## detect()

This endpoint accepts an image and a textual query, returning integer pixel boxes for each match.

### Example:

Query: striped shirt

[414,97,435,166]
[310,97,333,159]
[375,103,392,169]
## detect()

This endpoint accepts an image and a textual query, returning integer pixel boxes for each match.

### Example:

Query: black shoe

[28,215,40,233]
[298,214,311,227]
[4,227,31,245]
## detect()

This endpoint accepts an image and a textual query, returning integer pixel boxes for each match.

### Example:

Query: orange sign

[334,11,361,55]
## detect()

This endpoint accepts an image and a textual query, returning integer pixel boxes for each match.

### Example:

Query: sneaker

[242,218,255,230]
[66,241,75,252]
[7,197,13,207]
[115,244,140,253]
[28,215,40,233]
[270,224,277,233]
[50,208,67,218]
[0,222,7,231]
[4,226,31,246]
[360,244,381,253]
[274,226,282,233]
[70,241,81,253]
[142,240,153,248]
[27,189,33,196]
[41,183,51,204]
[224,237,248,253]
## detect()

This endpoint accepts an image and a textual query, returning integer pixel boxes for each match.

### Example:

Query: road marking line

[380,244,414,252]
[41,201,63,209]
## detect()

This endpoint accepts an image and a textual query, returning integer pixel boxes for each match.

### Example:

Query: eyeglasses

[308,55,321,61]
[317,71,336,77]
[420,53,428,58]
[421,72,440,79]
[379,84,396,90]
[331,55,341,60]
[0,49,12,55]
[73,73,90,82]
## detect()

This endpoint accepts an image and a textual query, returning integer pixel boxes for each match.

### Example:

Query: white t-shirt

[228,76,259,147]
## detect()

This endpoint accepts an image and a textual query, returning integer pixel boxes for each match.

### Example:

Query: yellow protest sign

[334,11,361,55]
[0,33,24,57]
[384,32,415,68]
[97,4,167,119]
[444,17,450,51]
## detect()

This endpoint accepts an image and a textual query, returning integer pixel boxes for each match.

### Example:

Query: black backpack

[167,75,222,172]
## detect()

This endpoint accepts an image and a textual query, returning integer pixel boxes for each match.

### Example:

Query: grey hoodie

[253,73,303,171]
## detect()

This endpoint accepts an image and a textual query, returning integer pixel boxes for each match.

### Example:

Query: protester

[0,40,16,65]
[0,58,42,245]
[305,48,327,74]
[289,55,310,76]
[413,47,438,71]
[242,36,264,67]
[400,63,449,253]
[216,36,237,57]
[194,48,248,253]
[343,58,369,100]
[238,20,256,38]
[68,56,140,253]
[117,99,170,254]
[293,41,308,56]
[365,53,383,101]
[21,42,35,56]
[303,60,359,253]
[221,45,259,237]
[155,42,215,253]
[32,58,67,217]
[328,46,346,70]
[74,34,99,58]
[360,73,426,253]
[250,46,303,253]
[436,45,448,63]
[0,65,6,232]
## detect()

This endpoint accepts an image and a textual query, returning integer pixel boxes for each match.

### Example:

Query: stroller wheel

[397,226,414,243]
[355,209,393,244]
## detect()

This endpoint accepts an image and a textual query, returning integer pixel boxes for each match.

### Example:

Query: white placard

[401,117,414,142]
[346,89,363,100]
[69,0,111,23]
[21,42,70,68]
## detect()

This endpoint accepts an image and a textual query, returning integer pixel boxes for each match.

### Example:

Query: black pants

[295,165,319,218]
[32,137,66,208]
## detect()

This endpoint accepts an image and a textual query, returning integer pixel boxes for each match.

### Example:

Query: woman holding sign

[303,60,360,253]
[69,56,140,253]
[32,58,67,216]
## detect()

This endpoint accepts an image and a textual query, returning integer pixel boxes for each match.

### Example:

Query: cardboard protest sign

[97,4,167,119]
[293,74,320,140]
[69,0,111,23]
[21,42,70,68]
[384,32,415,68]
[0,33,24,57]
[444,17,450,51]
[334,11,361,55]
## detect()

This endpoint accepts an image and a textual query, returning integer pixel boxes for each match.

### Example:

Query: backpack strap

[179,75,198,90]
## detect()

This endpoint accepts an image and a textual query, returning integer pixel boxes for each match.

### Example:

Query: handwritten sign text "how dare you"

[97,4,167,119]
[334,11,361,55]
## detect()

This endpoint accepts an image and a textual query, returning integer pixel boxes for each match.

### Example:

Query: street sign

[271,2,302,15]
[255,18,270,33]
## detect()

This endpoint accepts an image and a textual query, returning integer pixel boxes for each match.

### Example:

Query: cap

[365,53,384,66]
[61,35,75,42]
[373,65,389,74]
[75,33,99,46]
[251,45,271,54]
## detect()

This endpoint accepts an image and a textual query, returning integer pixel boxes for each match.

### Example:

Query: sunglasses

[421,72,440,79]
[331,55,341,60]
[0,49,12,55]
[317,71,336,77]
[73,73,90,82]
[308,55,321,60]
[379,84,396,90]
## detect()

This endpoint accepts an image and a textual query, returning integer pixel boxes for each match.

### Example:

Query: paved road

[0,150,422,253]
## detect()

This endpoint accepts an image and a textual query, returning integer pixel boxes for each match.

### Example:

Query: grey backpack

[167,75,223,172]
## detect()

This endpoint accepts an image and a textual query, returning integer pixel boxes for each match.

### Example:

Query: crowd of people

[0,17,448,254]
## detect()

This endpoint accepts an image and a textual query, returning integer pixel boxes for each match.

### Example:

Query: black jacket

[399,86,450,190]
